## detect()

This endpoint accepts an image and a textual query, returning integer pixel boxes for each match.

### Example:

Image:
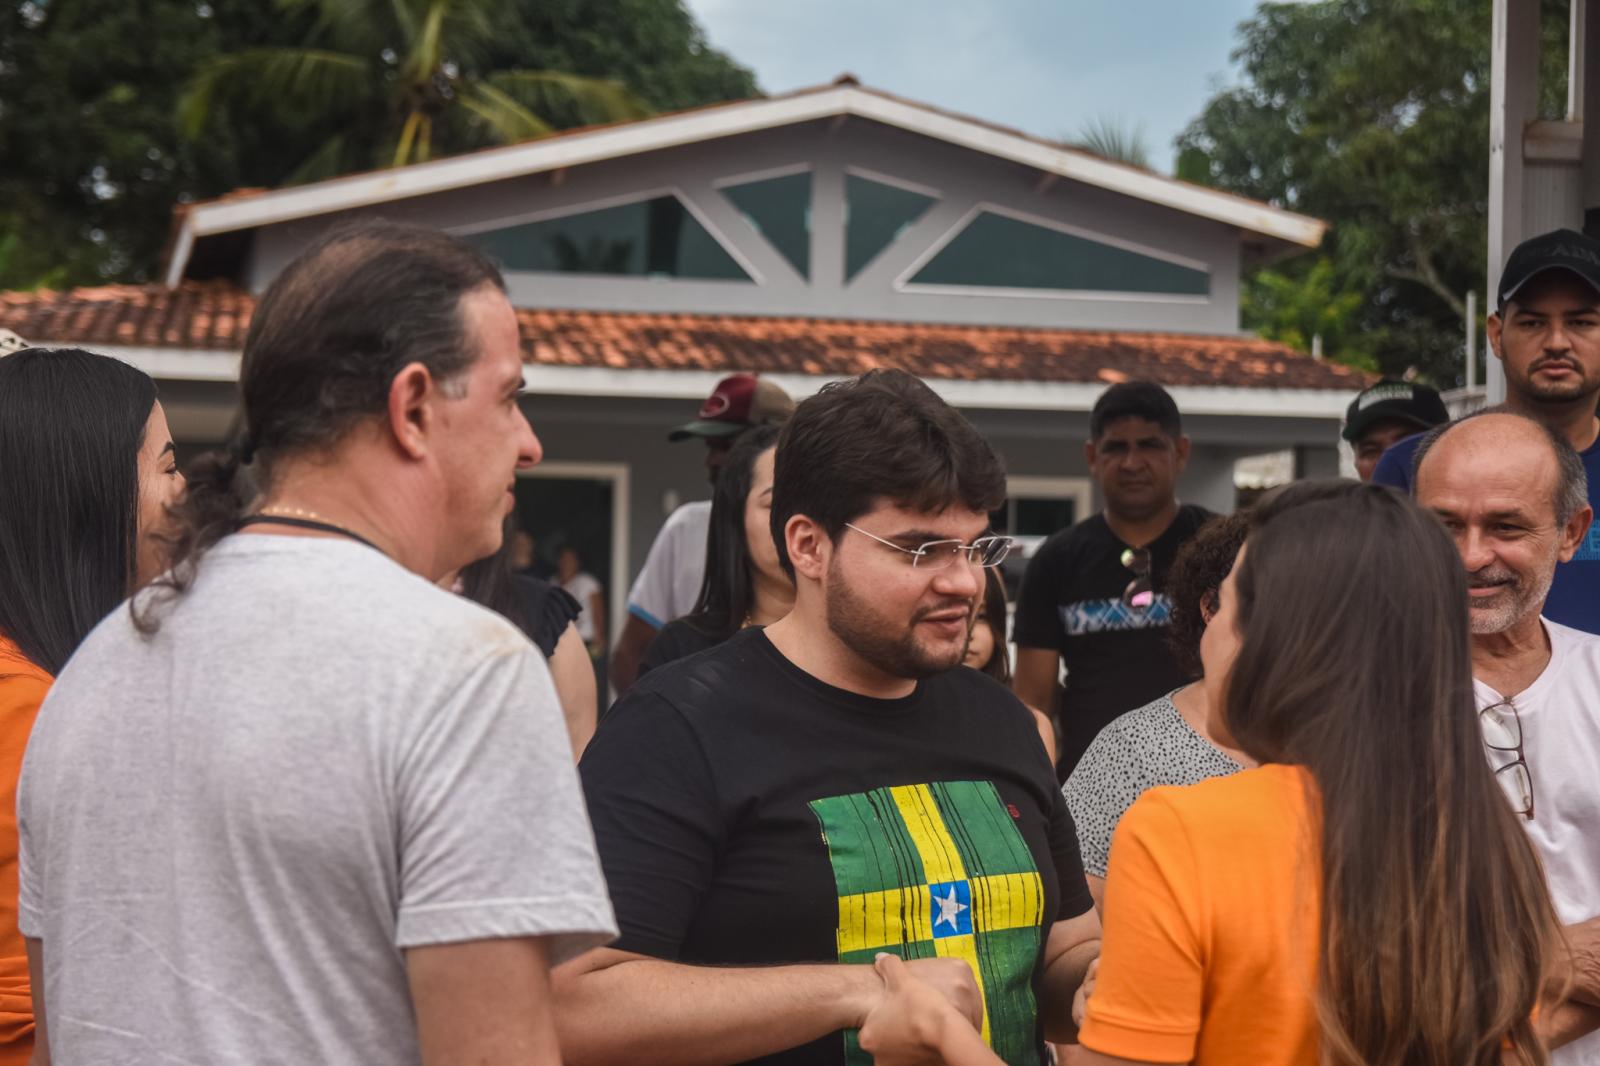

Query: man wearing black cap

[1374,227,1600,635]
[610,374,795,692]
[1343,379,1449,481]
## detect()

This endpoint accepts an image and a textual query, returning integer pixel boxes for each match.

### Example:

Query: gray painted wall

[162,387,1343,585]
[519,394,1343,589]
[247,118,1242,334]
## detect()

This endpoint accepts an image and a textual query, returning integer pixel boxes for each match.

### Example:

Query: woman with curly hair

[1062,511,1252,909]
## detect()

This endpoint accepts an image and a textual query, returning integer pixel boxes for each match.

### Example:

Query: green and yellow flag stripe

[811,781,1047,1065]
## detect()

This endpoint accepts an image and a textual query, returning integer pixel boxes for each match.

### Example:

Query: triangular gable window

[845,174,937,281]
[469,195,751,281]
[722,171,810,279]
[910,211,1208,295]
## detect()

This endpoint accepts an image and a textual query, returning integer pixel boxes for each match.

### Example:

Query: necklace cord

[237,514,383,554]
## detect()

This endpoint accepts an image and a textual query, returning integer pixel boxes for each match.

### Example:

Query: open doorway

[515,462,630,707]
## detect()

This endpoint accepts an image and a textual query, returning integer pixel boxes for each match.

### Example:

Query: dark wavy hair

[682,423,783,641]
[137,220,504,631]
[1164,512,1249,678]
[771,369,1006,577]
[1231,479,1558,1065]
[0,348,158,674]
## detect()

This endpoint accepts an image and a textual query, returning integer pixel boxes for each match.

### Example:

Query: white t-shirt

[562,571,603,642]
[626,499,711,628]
[1476,618,1600,1065]
[18,535,617,1065]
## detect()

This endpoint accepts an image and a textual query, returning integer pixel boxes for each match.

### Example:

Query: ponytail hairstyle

[137,220,506,631]
[0,348,158,673]
[1229,480,1559,1066]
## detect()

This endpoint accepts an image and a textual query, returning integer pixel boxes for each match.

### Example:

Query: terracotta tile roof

[0,281,1367,391]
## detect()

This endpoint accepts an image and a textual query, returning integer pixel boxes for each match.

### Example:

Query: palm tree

[179,0,651,183]
[1073,116,1152,170]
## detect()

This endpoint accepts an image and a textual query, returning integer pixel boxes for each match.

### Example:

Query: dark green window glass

[910,211,1209,295]
[469,195,750,281]
[845,174,936,281]
[722,171,810,278]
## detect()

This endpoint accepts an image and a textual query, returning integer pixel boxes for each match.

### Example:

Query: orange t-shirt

[0,638,47,1064]
[1079,763,1323,1065]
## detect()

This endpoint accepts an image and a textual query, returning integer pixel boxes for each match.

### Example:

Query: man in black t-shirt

[1014,381,1213,780]
[557,370,1100,1066]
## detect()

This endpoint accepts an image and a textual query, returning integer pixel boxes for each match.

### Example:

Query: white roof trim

[164,85,1324,285]
[71,344,1348,419]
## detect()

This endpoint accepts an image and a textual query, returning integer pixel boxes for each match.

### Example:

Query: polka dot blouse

[1062,691,1244,877]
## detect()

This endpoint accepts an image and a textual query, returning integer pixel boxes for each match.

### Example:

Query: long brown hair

[1229,480,1559,1066]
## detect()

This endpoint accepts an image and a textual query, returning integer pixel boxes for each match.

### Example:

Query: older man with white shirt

[1414,408,1600,1060]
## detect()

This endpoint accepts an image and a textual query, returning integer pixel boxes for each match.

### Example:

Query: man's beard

[1516,355,1600,403]
[824,562,971,680]
[1467,562,1556,635]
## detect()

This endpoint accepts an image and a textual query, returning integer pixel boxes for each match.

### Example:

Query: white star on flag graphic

[934,885,969,931]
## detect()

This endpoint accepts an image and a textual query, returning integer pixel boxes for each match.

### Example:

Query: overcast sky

[681,0,1268,174]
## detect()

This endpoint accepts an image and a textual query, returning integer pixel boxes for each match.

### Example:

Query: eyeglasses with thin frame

[843,523,1015,570]
[1480,696,1535,820]
[1120,547,1154,609]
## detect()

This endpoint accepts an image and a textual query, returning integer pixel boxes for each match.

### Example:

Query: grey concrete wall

[164,388,1345,594]
[247,118,1242,334]
[518,396,1342,594]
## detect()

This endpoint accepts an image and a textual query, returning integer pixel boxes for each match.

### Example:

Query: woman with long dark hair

[0,347,184,1064]
[637,424,791,676]
[855,481,1566,1066]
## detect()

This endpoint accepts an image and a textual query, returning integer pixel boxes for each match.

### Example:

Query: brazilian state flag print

[808,780,1046,1065]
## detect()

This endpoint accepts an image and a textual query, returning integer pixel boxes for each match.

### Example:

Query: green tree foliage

[0,0,294,289]
[1246,257,1375,369]
[1178,0,1569,383]
[1073,116,1152,169]
[0,0,758,289]
[490,0,758,117]
[178,0,656,180]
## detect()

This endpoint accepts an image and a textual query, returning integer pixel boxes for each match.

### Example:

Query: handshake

[856,953,1098,1066]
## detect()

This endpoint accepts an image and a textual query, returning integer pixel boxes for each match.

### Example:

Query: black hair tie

[230,435,256,466]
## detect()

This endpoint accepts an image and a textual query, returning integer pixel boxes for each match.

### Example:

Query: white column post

[1487,0,1541,404]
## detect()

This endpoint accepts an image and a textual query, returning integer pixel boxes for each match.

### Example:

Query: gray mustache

[1467,567,1518,589]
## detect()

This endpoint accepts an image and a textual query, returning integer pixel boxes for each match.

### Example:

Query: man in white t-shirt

[609,373,794,692]
[18,221,616,1065]
[1414,409,1600,1060]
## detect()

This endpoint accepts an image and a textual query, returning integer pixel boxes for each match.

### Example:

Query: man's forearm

[555,957,878,1066]
[1040,938,1100,1044]
[608,615,657,694]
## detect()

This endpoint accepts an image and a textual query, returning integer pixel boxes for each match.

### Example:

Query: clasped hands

[856,953,1099,1066]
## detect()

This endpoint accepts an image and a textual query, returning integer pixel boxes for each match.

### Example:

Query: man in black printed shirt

[556,369,1100,1066]
[1013,381,1212,780]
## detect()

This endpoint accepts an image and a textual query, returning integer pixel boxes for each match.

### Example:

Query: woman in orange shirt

[857,481,1567,1066]
[0,347,185,1063]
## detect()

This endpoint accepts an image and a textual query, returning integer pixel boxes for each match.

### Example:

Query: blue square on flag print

[928,879,973,938]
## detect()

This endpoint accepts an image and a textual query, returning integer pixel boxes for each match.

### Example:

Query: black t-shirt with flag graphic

[1013,504,1212,780]
[579,628,1094,1066]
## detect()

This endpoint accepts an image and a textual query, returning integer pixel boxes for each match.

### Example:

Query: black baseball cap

[1342,379,1450,442]
[1497,228,1600,307]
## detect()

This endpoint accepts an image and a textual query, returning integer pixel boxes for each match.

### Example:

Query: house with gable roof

[0,76,1365,635]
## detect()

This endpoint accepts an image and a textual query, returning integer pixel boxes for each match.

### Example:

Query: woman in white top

[557,546,606,658]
